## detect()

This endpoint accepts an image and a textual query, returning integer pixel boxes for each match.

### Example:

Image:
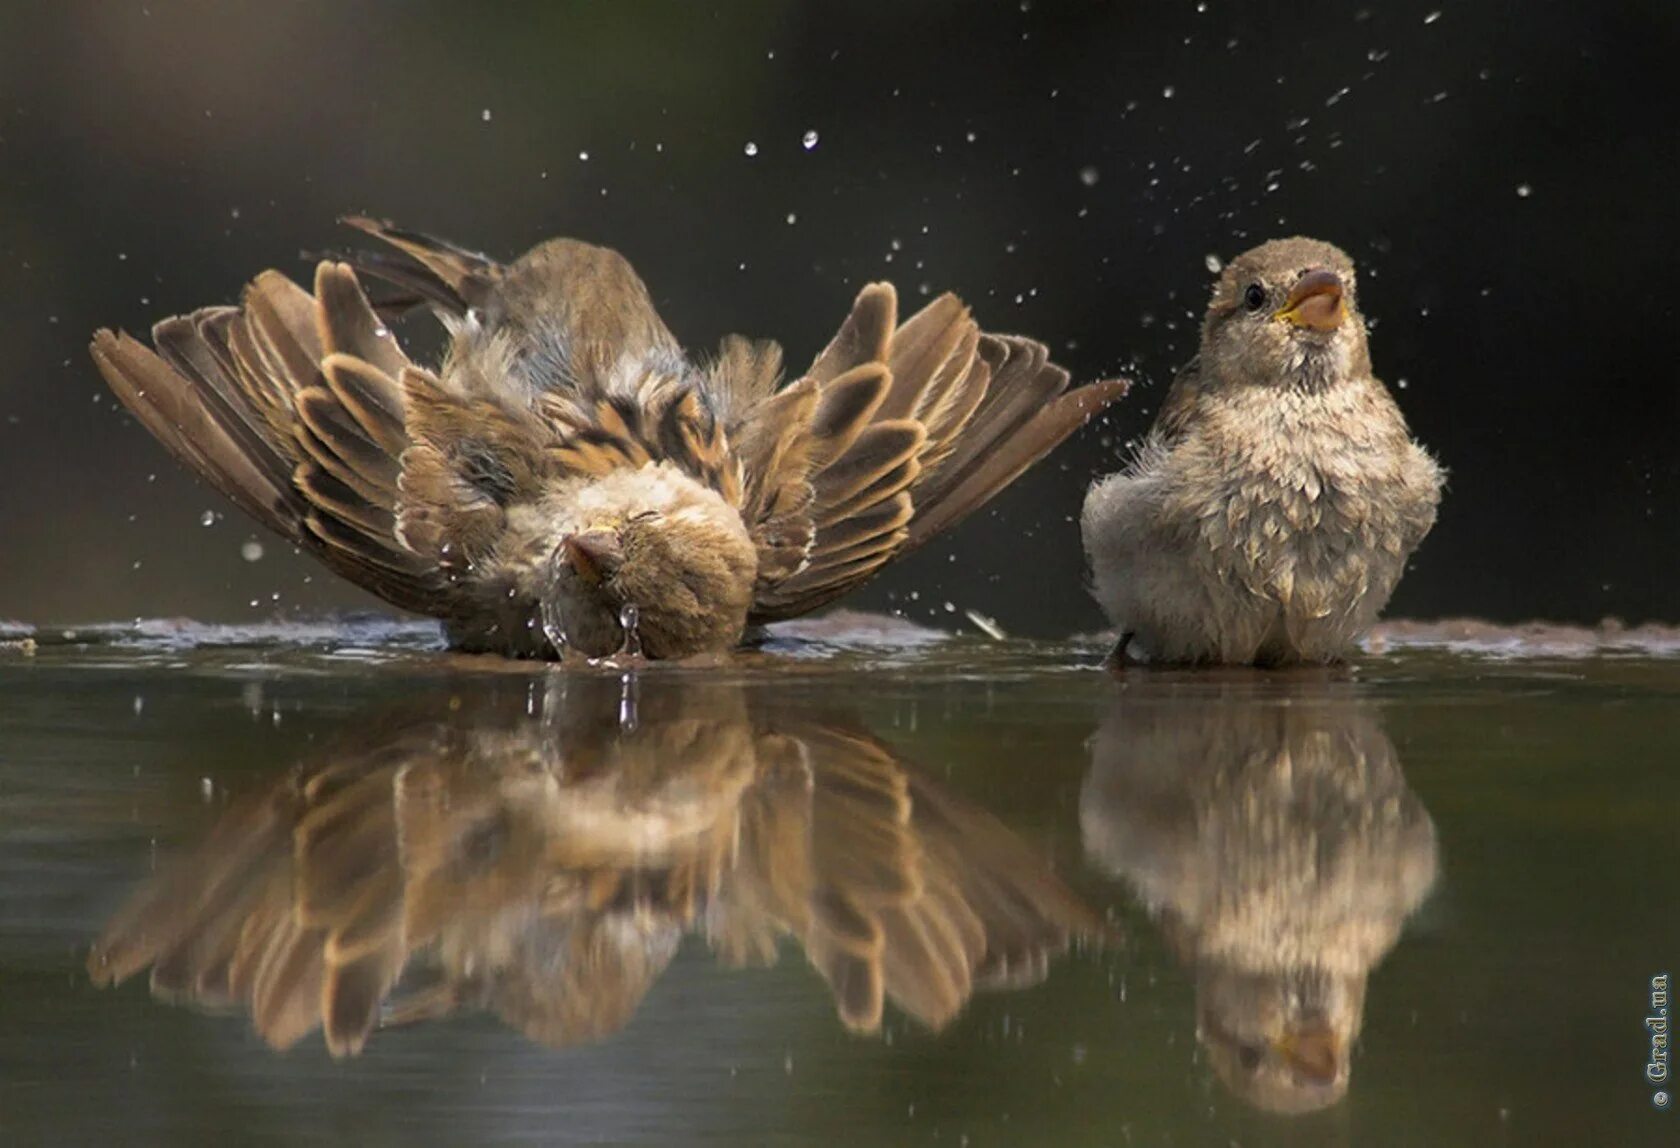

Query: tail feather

[337,215,501,317]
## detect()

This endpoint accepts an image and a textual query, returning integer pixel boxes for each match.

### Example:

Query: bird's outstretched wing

[91,222,741,626]
[90,262,450,615]
[733,283,1129,621]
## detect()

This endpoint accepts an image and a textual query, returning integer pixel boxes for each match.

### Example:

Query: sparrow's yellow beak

[562,528,623,586]
[1274,269,1345,331]
[1273,1021,1341,1084]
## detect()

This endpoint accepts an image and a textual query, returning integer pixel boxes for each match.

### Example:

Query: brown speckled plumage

[91,218,1127,659]
[1082,238,1443,666]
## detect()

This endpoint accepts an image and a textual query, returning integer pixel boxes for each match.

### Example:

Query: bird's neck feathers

[1280,333,1369,396]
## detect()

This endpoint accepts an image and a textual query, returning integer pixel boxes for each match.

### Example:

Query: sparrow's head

[1196,962,1364,1114]
[542,463,758,660]
[1200,237,1369,392]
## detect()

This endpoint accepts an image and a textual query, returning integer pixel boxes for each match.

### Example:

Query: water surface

[1,621,1673,1146]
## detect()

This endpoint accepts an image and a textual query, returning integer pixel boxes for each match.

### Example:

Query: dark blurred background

[0,0,1673,636]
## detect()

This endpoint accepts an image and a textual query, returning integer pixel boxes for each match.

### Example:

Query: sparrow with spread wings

[91,219,1127,659]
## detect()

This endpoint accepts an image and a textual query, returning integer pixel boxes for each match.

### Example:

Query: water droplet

[785,212,798,225]
[1515,183,1532,198]
[480,108,492,122]
[200,777,214,800]
[1078,165,1100,187]
[801,129,819,150]
[539,600,568,654]
[240,540,264,562]
[1423,9,1441,23]
[743,141,759,157]
[618,602,643,657]
[199,510,216,527]
[1204,253,1223,273]
[618,671,639,731]
[578,150,590,161]
[1162,85,1176,99]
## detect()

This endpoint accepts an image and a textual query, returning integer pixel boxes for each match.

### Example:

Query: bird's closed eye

[628,510,661,524]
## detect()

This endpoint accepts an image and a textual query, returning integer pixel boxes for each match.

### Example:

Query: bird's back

[442,237,688,407]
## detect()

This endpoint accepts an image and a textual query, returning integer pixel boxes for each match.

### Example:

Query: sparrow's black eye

[1237,1043,1264,1072]
[1243,284,1267,312]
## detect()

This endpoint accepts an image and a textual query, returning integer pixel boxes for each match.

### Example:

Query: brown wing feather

[92,327,300,537]
[738,281,1127,623]
[904,371,1132,551]
[91,261,452,616]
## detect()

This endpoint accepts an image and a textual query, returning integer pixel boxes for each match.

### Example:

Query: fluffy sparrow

[91,219,1127,659]
[1081,238,1442,666]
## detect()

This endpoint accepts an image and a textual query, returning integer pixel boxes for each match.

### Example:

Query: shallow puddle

[1,620,1674,1145]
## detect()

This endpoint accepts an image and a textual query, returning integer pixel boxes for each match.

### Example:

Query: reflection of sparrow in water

[89,679,1101,1055]
[1081,238,1443,666]
[1080,682,1438,1113]
[91,219,1127,659]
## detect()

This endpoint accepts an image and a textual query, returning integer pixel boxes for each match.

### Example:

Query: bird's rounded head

[541,464,757,660]
[1201,237,1371,391]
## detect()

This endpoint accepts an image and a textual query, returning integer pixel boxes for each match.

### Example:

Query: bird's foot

[1103,632,1139,672]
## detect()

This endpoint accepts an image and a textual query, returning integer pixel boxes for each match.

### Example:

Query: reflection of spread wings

[712,723,1100,1032]
[89,681,1102,1056]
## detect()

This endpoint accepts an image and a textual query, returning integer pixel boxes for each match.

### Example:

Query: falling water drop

[743,141,759,157]
[618,671,639,732]
[619,602,643,657]
[801,129,819,150]
[540,599,568,654]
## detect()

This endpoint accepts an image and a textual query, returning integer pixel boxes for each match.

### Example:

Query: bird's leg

[1103,631,1138,672]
